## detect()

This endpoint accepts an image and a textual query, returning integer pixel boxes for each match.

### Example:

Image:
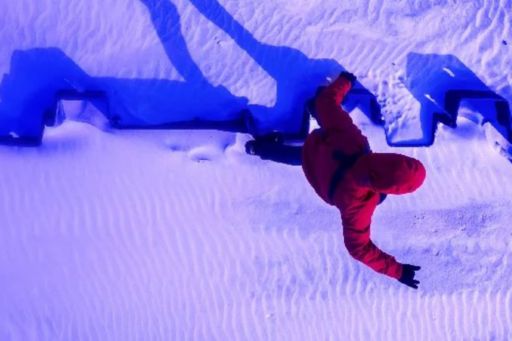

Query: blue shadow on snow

[0,0,382,146]
[395,52,511,147]
[244,53,512,165]
[187,0,382,138]
[0,0,249,145]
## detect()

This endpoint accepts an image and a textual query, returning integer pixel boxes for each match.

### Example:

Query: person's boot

[245,140,258,155]
[245,132,284,155]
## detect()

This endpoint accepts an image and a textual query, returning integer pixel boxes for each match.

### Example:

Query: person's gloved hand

[398,264,421,289]
[338,71,357,85]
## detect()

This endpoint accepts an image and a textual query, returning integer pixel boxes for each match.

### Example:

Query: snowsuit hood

[353,153,426,195]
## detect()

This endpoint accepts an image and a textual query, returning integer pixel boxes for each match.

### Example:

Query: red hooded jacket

[302,75,426,279]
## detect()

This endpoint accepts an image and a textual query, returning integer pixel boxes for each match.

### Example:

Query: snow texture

[1,0,512,340]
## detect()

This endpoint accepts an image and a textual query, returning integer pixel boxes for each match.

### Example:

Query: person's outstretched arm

[343,220,403,280]
[344,224,421,289]
[340,195,404,280]
[315,73,359,132]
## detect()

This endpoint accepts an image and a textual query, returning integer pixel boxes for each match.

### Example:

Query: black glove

[338,71,357,85]
[398,264,421,289]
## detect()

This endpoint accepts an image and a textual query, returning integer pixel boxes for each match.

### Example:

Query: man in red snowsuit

[302,72,426,289]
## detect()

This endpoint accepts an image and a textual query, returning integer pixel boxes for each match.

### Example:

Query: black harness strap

[327,150,366,201]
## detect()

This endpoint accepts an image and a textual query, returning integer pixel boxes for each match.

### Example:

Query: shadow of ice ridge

[0,0,250,145]
[0,47,249,145]
[0,0,383,147]
[188,0,382,138]
[393,53,511,151]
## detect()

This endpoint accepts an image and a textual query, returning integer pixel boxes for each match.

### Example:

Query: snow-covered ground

[1,0,512,339]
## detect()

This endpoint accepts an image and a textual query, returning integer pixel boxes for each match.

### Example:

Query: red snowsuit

[302,75,426,279]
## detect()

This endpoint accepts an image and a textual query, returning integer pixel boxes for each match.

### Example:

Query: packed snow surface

[1,0,512,340]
